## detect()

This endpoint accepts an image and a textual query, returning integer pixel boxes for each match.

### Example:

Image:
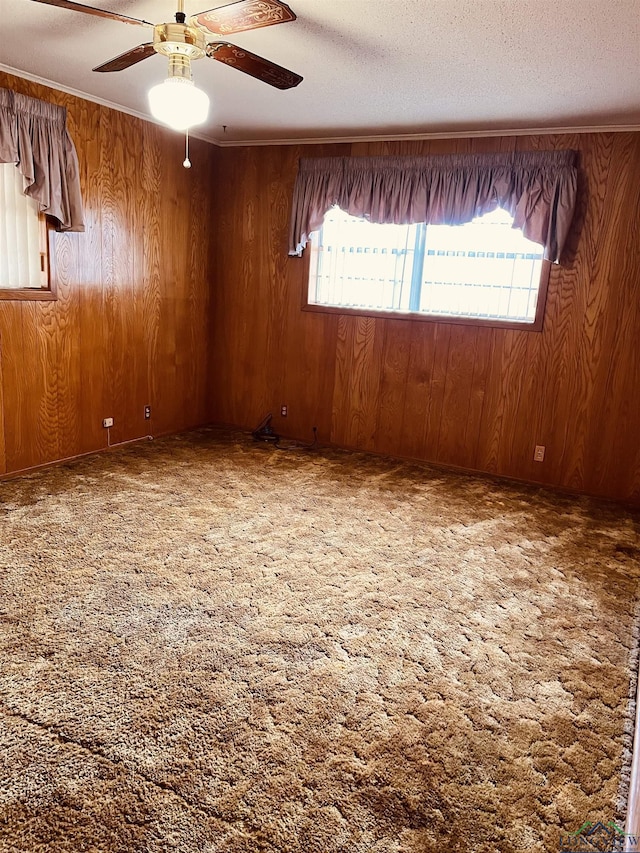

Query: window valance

[0,87,84,232]
[288,150,577,263]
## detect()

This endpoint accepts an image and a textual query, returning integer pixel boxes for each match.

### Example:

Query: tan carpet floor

[1,428,639,852]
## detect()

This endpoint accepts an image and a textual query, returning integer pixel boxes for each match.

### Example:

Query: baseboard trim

[207,420,639,508]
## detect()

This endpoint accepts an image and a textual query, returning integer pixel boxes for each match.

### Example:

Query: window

[306,207,550,330]
[0,163,53,301]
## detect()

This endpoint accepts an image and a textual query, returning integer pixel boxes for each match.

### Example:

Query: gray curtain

[0,87,84,232]
[289,150,577,263]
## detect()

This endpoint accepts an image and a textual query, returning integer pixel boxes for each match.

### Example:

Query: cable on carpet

[251,413,279,443]
[274,426,318,452]
[251,414,318,452]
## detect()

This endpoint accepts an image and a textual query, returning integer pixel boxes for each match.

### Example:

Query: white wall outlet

[281,405,288,417]
[103,417,114,428]
[534,445,545,462]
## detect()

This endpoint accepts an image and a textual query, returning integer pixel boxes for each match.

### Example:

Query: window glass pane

[419,208,543,322]
[308,206,545,325]
[309,208,418,312]
[0,163,45,289]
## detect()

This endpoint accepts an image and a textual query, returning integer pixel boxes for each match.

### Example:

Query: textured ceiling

[2,0,640,145]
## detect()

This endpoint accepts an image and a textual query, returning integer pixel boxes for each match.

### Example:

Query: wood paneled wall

[0,72,216,475]
[209,134,640,503]
[3,72,639,504]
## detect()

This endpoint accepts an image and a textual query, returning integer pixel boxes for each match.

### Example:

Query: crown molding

[216,124,640,147]
[3,64,640,148]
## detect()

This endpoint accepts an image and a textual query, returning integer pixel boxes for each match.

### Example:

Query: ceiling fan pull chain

[183,131,192,169]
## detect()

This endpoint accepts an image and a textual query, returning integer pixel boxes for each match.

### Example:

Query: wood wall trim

[213,125,640,147]
[0,290,57,301]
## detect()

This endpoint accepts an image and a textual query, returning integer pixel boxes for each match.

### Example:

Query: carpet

[0,428,639,852]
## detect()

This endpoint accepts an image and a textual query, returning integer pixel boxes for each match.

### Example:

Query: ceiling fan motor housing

[153,22,206,62]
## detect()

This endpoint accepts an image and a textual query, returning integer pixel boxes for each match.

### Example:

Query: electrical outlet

[281,405,288,417]
[534,445,545,462]
[144,405,151,419]
[103,417,114,428]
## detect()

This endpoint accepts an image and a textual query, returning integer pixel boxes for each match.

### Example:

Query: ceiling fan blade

[93,43,156,72]
[207,42,302,89]
[192,0,295,35]
[30,0,153,26]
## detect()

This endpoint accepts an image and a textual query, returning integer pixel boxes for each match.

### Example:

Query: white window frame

[0,163,55,302]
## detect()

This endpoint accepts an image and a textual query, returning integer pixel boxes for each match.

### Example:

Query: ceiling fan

[30,0,302,131]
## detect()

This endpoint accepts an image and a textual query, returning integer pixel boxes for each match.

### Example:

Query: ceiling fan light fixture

[148,60,210,131]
